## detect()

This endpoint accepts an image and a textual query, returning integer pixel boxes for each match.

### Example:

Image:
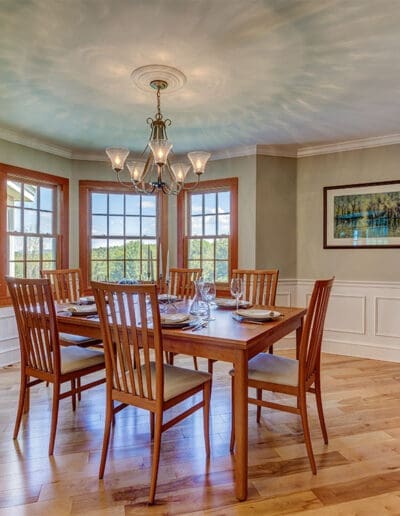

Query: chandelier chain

[156,86,162,121]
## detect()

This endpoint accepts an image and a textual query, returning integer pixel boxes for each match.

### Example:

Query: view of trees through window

[187,190,230,282]
[7,180,57,277]
[90,191,158,282]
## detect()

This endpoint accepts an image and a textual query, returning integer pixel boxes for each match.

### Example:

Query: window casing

[0,164,69,305]
[177,178,238,285]
[79,181,167,290]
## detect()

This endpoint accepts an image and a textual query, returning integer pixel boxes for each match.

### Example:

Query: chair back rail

[168,267,202,298]
[299,277,334,385]
[232,269,279,306]
[92,282,163,403]
[6,277,61,375]
[41,268,83,303]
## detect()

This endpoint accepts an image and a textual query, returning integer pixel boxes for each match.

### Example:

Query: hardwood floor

[1,351,400,514]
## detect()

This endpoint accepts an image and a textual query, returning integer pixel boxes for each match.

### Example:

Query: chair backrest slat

[92,281,163,403]
[232,269,279,306]
[168,268,202,299]
[41,268,83,304]
[299,278,334,384]
[6,277,60,376]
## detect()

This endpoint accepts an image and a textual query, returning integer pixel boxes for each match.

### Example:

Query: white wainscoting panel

[375,296,400,338]
[0,306,19,367]
[297,279,400,363]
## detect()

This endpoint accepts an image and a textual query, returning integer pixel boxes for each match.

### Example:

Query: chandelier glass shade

[106,77,211,195]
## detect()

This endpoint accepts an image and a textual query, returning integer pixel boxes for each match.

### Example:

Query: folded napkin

[160,313,190,324]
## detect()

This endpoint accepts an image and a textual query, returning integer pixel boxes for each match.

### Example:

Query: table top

[56,301,306,353]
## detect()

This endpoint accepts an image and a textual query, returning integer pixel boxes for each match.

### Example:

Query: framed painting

[324,180,400,248]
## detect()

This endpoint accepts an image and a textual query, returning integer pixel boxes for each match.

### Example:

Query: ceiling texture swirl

[1,0,400,157]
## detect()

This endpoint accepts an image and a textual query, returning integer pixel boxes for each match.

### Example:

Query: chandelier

[106,67,211,195]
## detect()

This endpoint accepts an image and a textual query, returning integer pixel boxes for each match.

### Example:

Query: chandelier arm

[115,171,139,189]
[140,153,154,183]
[182,174,201,191]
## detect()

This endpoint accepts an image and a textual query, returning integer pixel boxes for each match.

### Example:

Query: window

[79,181,167,288]
[178,178,238,284]
[0,164,69,305]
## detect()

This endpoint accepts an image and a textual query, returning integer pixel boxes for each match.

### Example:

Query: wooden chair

[165,267,202,369]
[41,268,102,348]
[166,267,202,298]
[92,281,211,505]
[6,276,105,455]
[232,269,279,306]
[233,268,279,355]
[230,277,334,474]
[207,268,279,374]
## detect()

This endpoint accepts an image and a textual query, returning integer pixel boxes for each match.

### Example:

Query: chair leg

[24,376,30,414]
[99,395,114,479]
[49,382,60,456]
[256,388,262,423]
[268,345,274,354]
[13,374,28,439]
[193,356,199,370]
[150,412,155,439]
[229,376,235,452]
[77,377,81,401]
[314,374,328,444]
[203,381,211,457]
[149,411,163,505]
[299,392,317,474]
[207,359,214,374]
[71,379,76,411]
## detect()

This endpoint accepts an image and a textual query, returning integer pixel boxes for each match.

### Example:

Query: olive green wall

[0,139,71,177]
[297,145,400,281]
[256,155,297,278]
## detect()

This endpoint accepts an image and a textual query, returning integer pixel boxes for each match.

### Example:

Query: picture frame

[323,180,400,248]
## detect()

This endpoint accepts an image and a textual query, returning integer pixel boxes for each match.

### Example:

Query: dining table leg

[233,350,248,501]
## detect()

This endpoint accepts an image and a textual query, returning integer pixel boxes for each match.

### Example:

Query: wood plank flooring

[0,351,400,514]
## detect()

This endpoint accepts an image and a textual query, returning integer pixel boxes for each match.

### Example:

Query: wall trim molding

[297,133,400,157]
[0,127,72,159]
[2,126,400,162]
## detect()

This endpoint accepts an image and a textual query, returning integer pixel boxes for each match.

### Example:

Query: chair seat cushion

[59,332,102,346]
[122,362,211,401]
[231,353,299,387]
[60,346,105,374]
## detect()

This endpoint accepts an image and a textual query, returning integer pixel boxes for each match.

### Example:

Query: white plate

[236,309,281,320]
[215,298,252,309]
[79,296,95,304]
[61,305,98,317]
[158,294,179,303]
[160,314,199,328]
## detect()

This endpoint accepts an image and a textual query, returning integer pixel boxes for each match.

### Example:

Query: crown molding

[297,133,400,157]
[0,127,72,159]
[2,125,400,162]
[71,151,107,162]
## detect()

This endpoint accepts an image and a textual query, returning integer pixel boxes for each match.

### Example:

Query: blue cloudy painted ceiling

[1,0,400,155]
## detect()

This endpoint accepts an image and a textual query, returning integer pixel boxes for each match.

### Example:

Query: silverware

[191,321,208,332]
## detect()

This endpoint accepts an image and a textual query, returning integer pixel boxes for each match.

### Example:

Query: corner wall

[256,155,297,278]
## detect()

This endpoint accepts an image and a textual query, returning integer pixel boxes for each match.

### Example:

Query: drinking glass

[201,281,216,320]
[230,278,243,311]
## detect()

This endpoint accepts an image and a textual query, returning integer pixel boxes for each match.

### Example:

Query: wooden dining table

[57,302,306,501]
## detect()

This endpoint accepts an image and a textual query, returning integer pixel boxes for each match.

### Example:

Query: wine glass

[201,281,216,320]
[230,278,243,311]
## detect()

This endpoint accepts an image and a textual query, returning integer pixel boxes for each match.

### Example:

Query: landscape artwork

[324,181,400,248]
